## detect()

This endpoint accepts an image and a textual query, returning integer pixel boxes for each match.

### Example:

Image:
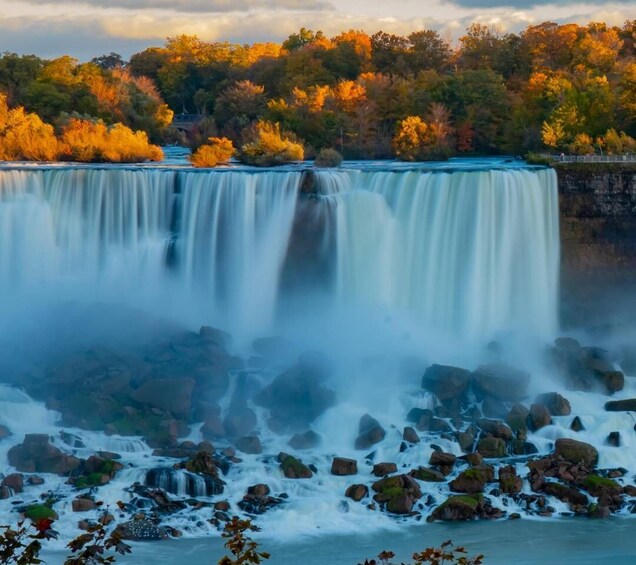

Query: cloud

[7,0,333,13]
[445,0,633,8]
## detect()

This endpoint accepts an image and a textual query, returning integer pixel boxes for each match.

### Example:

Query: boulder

[115,519,169,541]
[535,393,571,416]
[450,466,494,493]
[527,404,552,431]
[0,425,11,440]
[606,431,621,447]
[345,484,368,502]
[280,455,313,479]
[235,436,262,455]
[543,482,588,506]
[476,437,507,458]
[421,364,471,402]
[570,416,585,432]
[131,378,195,419]
[457,428,477,452]
[1,473,23,494]
[72,497,96,512]
[410,467,446,482]
[472,364,530,401]
[402,427,420,444]
[331,457,358,476]
[580,474,622,498]
[238,484,284,515]
[372,462,398,477]
[254,357,336,432]
[429,450,456,467]
[406,408,433,431]
[498,466,522,494]
[505,404,529,432]
[605,399,636,412]
[372,474,422,514]
[477,418,513,441]
[555,438,598,467]
[288,430,321,450]
[554,342,624,394]
[432,495,483,521]
[223,405,257,438]
[8,434,81,475]
[354,414,386,450]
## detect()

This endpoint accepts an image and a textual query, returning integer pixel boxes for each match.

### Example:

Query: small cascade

[145,468,224,497]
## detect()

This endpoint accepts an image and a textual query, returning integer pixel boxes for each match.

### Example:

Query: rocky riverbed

[1,321,636,545]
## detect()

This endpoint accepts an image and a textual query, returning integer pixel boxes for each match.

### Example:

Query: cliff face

[557,164,636,328]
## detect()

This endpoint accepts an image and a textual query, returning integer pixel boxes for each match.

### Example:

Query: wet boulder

[8,434,81,475]
[570,416,585,432]
[534,392,571,416]
[476,437,507,458]
[288,430,321,450]
[431,494,483,521]
[235,436,262,455]
[372,462,398,477]
[345,484,368,501]
[505,404,529,433]
[555,438,598,467]
[372,474,422,514]
[543,482,588,507]
[421,364,471,403]
[279,454,313,479]
[331,457,358,476]
[498,466,522,495]
[402,427,420,443]
[409,467,446,482]
[605,399,636,412]
[131,378,195,419]
[354,414,386,450]
[223,405,257,438]
[1,473,23,494]
[254,356,336,432]
[238,484,284,515]
[527,404,552,431]
[450,466,494,494]
[477,418,513,441]
[472,364,530,402]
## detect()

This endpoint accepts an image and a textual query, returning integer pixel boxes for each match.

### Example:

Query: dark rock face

[556,165,636,328]
[131,378,195,419]
[8,434,80,475]
[472,364,530,401]
[535,393,572,416]
[254,356,336,432]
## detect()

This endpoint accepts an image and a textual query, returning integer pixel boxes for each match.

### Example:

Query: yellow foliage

[190,137,235,167]
[239,121,304,166]
[60,118,163,163]
[541,120,565,149]
[392,113,452,161]
[0,95,59,161]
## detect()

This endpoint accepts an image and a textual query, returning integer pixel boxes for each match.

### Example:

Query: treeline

[1,20,635,161]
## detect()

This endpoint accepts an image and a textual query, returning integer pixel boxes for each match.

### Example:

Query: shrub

[238,120,304,166]
[190,137,234,167]
[59,118,163,163]
[314,147,343,167]
[359,540,484,565]
[568,133,595,155]
[218,517,270,565]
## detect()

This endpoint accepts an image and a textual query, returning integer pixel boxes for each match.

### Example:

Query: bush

[392,115,452,161]
[568,133,595,155]
[238,120,304,166]
[314,147,343,167]
[59,118,163,163]
[190,137,235,167]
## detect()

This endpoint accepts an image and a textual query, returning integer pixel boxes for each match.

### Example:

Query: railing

[539,154,636,163]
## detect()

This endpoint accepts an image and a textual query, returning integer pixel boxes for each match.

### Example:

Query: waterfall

[320,167,560,340]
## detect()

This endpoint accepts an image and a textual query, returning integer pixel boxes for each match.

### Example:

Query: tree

[371,32,409,74]
[214,80,267,141]
[392,113,452,161]
[407,30,452,73]
[238,120,304,166]
[189,137,234,167]
[91,53,126,70]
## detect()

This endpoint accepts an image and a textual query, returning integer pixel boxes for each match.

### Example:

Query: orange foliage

[189,137,234,167]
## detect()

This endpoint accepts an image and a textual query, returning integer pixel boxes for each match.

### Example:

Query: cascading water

[318,167,560,340]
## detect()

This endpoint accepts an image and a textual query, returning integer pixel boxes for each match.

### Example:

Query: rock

[331,457,358,476]
[178,451,220,477]
[199,326,232,349]
[570,416,585,432]
[432,495,483,521]
[288,430,321,450]
[472,364,530,401]
[115,519,169,541]
[8,434,81,475]
[505,403,529,432]
[0,425,11,440]
[481,397,509,419]
[372,474,422,514]
[464,453,484,466]
[402,427,420,443]
[409,467,446,482]
[354,414,386,450]
[510,440,538,455]
[605,399,636,412]
[535,393,571,416]
[429,450,456,467]
[280,455,313,479]
[238,484,284,515]
[372,462,398,477]
[72,498,97,512]
[201,413,225,439]
[387,494,414,514]
[1,474,23,494]
[580,474,622,497]
[235,436,262,455]
[555,438,598,467]
[588,504,611,519]
[527,404,552,431]
[476,437,507,458]
[345,484,369,502]
[450,466,494,493]
[457,428,476,452]
[223,405,257,438]
[27,476,44,486]
[498,466,522,494]
[421,364,471,402]
[406,408,433,431]
[131,378,195,419]
[607,431,621,447]
[543,482,588,506]
[555,343,624,394]
[254,357,336,432]
[477,418,513,441]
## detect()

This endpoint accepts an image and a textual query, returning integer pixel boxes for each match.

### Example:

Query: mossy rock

[24,503,58,521]
[73,472,107,489]
[432,495,483,521]
[581,474,621,496]
[281,456,313,479]
[410,467,446,482]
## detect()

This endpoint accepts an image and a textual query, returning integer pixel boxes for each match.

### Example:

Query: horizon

[0,0,634,60]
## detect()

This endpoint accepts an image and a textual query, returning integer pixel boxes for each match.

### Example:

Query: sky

[0,0,634,60]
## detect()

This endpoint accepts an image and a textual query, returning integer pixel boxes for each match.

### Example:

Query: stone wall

[556,163,636,328]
